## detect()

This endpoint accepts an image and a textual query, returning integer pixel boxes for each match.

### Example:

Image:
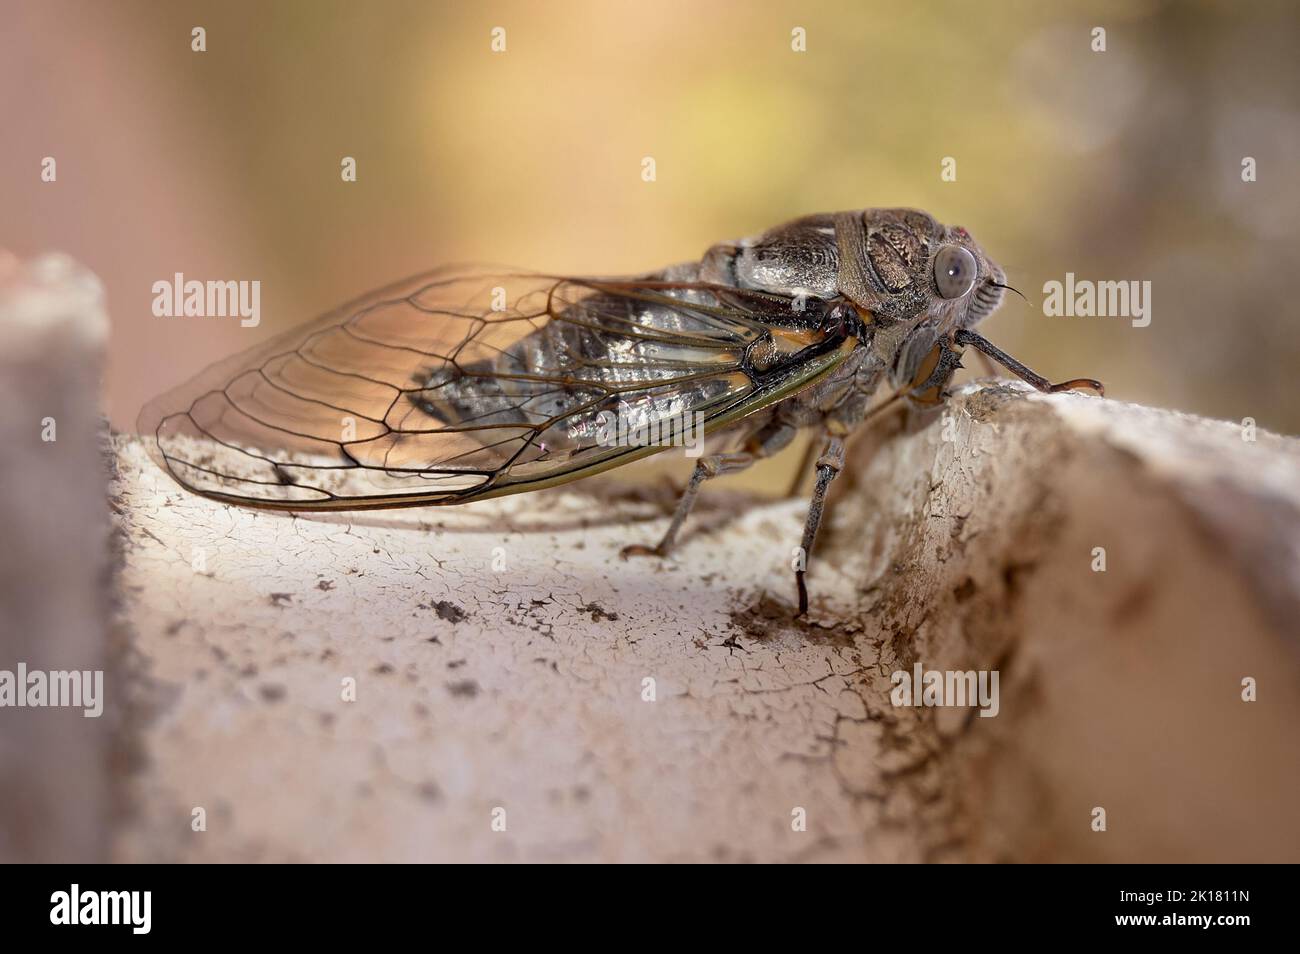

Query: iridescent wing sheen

[137,266,855,510]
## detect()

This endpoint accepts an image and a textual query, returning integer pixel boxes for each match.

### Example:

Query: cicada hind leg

[619,452,755,559]
[619,419,797,560]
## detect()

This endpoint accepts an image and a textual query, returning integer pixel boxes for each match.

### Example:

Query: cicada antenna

[990,281,1032,307]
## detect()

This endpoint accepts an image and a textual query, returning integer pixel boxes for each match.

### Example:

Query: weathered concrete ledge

[104,381,1300,862]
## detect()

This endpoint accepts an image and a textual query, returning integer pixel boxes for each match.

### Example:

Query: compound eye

[934,245,977,299]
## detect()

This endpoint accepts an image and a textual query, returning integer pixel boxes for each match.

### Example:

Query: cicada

[138,208,1101,614]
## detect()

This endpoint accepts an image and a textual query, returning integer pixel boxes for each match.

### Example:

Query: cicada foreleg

[954,329,1104,395]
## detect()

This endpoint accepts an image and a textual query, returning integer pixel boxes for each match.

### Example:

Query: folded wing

[139,266,844,509]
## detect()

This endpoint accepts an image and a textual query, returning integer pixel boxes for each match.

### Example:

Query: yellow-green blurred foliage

[5,0,1298,474]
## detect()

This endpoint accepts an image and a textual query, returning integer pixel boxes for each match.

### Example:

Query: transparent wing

[137,265,853,509]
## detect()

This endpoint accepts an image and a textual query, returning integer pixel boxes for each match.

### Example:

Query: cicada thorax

[830,209,942,320]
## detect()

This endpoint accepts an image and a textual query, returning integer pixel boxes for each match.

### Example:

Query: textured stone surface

[106,383,1300,862]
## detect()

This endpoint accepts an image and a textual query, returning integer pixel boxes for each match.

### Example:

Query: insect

[139,208,1102,615]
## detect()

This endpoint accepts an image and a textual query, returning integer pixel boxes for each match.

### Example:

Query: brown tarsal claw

[1049,378,1105,396]
[954,331,1105,399]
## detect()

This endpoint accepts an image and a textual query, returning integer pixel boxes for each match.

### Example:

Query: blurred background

[3,0,1298,461]
[2,0,1299,867]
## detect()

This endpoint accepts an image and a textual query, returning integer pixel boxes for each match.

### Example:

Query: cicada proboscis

[138,208,1102,615]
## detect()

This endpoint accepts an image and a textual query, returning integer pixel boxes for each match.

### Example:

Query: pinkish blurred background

[4,0,1298,455]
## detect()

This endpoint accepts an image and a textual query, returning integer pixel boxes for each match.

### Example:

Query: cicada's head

[854,208,1007,331]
